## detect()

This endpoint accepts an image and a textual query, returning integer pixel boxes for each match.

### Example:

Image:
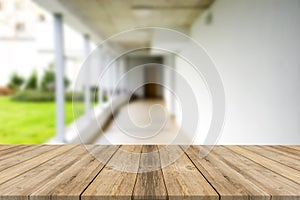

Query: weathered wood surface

[0,145,299,200]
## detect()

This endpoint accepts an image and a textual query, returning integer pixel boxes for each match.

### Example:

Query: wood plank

[269,146,300,158]
[227,146,300,185]
[81,145,143,200]
[247,146,300,161]
[183,145,269,200]
[220,146,300,200]
[0,145,16,151]
[133,145,167,200]
[30,145,119,200]
[0,145,75,185]
[0,145,30,157]
[0,145,58,172]
[242,146,300,171]
[285,146,300,152]
[0,145,299,199]
[0,145,87,200]
[158,145,219,200]
[0,145,41,161]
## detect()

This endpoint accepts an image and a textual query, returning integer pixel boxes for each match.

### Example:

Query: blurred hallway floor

[95,99,187,144]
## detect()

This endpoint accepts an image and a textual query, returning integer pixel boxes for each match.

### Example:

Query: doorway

[144,83,158,98]
[144,66,163,99]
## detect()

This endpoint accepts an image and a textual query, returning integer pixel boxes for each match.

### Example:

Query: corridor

[95,99,186,144]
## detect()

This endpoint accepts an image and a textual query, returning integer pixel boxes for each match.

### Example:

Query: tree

[41,68,55,91]
[41,64,70,91]
[7,73,24,90]
[25,71,38,90]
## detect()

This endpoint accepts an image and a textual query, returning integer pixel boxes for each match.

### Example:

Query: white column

[164,54,176,116]
[98,48,103,104]
[119,59,124,93]
[102,53,109,101]
[54,13,65,142]
[123,58,129,93]
[170,63,176,115]
[117,59,122,94]
[83,34,91,114]
[114,59,119,95]
[120,59,126,93]
[110,55,115,98]
[114,60,119,95]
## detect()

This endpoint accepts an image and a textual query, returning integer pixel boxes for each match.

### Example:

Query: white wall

[125,56,163,97]
[172,54,213,144]
[125,57,146,97]
[163,55,175,115]
[174,0,300,144]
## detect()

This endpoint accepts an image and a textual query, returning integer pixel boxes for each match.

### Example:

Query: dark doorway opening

[144,83,163,99]
[144,65,163,99]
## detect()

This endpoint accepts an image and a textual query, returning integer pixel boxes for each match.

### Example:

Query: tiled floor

[95,99,189,144]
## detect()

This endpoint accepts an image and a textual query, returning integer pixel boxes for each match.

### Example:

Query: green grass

[0,96,85,144]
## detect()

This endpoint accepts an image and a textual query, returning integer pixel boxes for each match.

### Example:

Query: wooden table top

[0,145,299,200]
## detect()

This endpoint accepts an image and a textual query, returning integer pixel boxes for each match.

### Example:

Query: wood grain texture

[227,146,300,185]
[0,145,57,172]
[0,145,75,186]
[158,145,219,200]
[81,145,143,200]
[133,145,167,200]
[223,146,300,200]
[0,145,12,151]
[270,146,300,159]
[0,145,82,199]
[0,145,299,200]
[30,145,119,200]
[242,146,300,171]
[183,146,269,200]
[0,145,30,157]
[285,146,300,152]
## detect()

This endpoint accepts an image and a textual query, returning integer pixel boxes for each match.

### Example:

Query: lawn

[0,96,85,144]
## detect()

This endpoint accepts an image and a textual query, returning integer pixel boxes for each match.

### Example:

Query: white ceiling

[34,0,214,49]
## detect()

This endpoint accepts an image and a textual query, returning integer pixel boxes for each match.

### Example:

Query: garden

[0,65,88,144]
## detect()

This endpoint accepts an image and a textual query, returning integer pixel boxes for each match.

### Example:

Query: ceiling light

[132,6,153,17]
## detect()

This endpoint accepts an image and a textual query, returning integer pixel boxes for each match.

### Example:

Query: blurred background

[0,0,91,143]
[0,0,300,145]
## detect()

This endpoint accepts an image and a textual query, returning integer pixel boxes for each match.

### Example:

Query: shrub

[11,90,55,102]
[66,92,84,102]
[11,90,86,102]
[25,71,38,90]
[41,68,55,91]
[41,67,70,91]
[66,91,100,102]
[7,73,24,89]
